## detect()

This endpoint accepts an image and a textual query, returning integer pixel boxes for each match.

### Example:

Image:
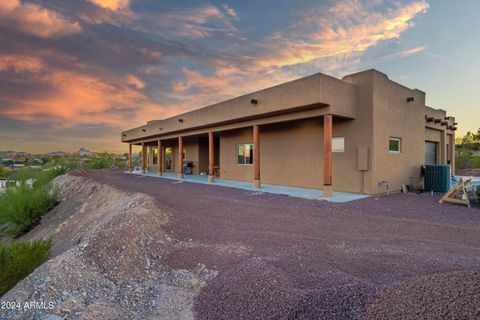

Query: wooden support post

[323,114,333,197]
[141,143,146,174]
[128,144,133,172]
[440,129,447,164]
[208,132,215,183]
[253,125,261,188]
[449,134,455,176]
[178,136,184,180]
[157,140,162,176]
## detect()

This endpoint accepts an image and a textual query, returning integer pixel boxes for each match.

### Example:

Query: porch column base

[178,173,184,180]
[323,185,333,198]
[253,179,261,189]
[208,175,214,183]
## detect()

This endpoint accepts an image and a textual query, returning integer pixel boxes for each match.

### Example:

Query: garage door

[425,141,437,164]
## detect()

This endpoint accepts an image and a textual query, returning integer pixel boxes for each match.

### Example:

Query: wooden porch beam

[157,140,162,176]
[128,144,133,172]
[178,136,184,179]
[323,114,333,197]
[253,125,261,188]
[141,142,146,174]
[208,132,215,183]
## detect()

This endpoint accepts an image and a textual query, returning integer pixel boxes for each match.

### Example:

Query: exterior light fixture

[142,128,146,132]
[122,134,126,137]
[251,99,258,105]
[406,97,414,102]
[158,127,163,130]
[178,119,184,123]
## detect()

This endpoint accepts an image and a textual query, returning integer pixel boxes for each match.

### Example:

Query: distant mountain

[48,151,70,156]
[76,148,97,156]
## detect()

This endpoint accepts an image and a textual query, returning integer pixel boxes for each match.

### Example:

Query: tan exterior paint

[125,69,456,195]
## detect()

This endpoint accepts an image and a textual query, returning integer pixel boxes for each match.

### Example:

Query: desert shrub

[6,167,42,182]
[83,153,113,169]
[0,165,7,178]
[456,146,480,169]
[0,183,58,237]
[0,238,51,297]
[471,156,480,168]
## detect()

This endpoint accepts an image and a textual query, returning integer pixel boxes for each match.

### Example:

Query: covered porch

[127,114,340,197]
[126,171,369,203]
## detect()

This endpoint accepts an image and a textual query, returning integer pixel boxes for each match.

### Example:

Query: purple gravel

[73,170,480,319]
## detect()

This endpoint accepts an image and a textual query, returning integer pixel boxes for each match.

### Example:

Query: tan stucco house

[121,69,457,196]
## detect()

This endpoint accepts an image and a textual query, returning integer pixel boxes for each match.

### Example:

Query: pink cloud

[0,0,81,38]
[87,0,130,11]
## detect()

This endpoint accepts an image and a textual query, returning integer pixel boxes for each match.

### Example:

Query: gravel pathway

[73,170,480,319]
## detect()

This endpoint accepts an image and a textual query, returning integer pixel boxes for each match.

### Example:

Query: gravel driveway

[74,170,480,319]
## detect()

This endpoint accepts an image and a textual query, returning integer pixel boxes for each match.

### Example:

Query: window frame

[388,137,401,154]
[236,143,254,165]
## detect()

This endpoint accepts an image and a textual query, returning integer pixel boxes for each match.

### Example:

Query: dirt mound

[1,173,217,320]
[362,270,480,319]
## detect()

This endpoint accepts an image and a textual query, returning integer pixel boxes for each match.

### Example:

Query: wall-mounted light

[142,128,146,132]
[158,127,163,130]
[122,134,127,137]
[406,97,414,102]
[251,99,258,105]
[178,118,184,123]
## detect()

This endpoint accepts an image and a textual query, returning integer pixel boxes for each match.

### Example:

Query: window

[153,147,158,165]
[332,137,345,152]
[389,137,401,153]
[237,144,253,165]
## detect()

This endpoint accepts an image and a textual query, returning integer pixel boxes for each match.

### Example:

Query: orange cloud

[0,0,81,38]
[168,1,431,117]
[157,5,238,39]
[0,55,43,73]
[255,0,429,69]
[126,74,145,89]
[87,0,130,11]
[0,54,155,128]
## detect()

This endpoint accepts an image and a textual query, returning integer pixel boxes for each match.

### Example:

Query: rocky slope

[0,173,216,320]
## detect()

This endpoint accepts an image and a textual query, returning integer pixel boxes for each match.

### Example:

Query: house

[121,70,456,196]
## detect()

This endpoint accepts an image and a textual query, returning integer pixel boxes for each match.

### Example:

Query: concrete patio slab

[126,171,369,203]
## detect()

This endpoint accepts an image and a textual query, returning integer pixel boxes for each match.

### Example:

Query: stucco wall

[370,72,426,193]
[219,128,253,182]
[219,117,373,193]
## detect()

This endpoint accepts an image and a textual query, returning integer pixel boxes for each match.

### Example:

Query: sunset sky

[0,0,478,153]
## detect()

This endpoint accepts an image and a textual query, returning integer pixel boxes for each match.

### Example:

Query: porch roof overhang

[122,72,357,144]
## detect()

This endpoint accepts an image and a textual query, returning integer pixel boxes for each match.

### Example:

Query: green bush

[0,165,7,178]
[0,183,58,237]
[0,238,51,297]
